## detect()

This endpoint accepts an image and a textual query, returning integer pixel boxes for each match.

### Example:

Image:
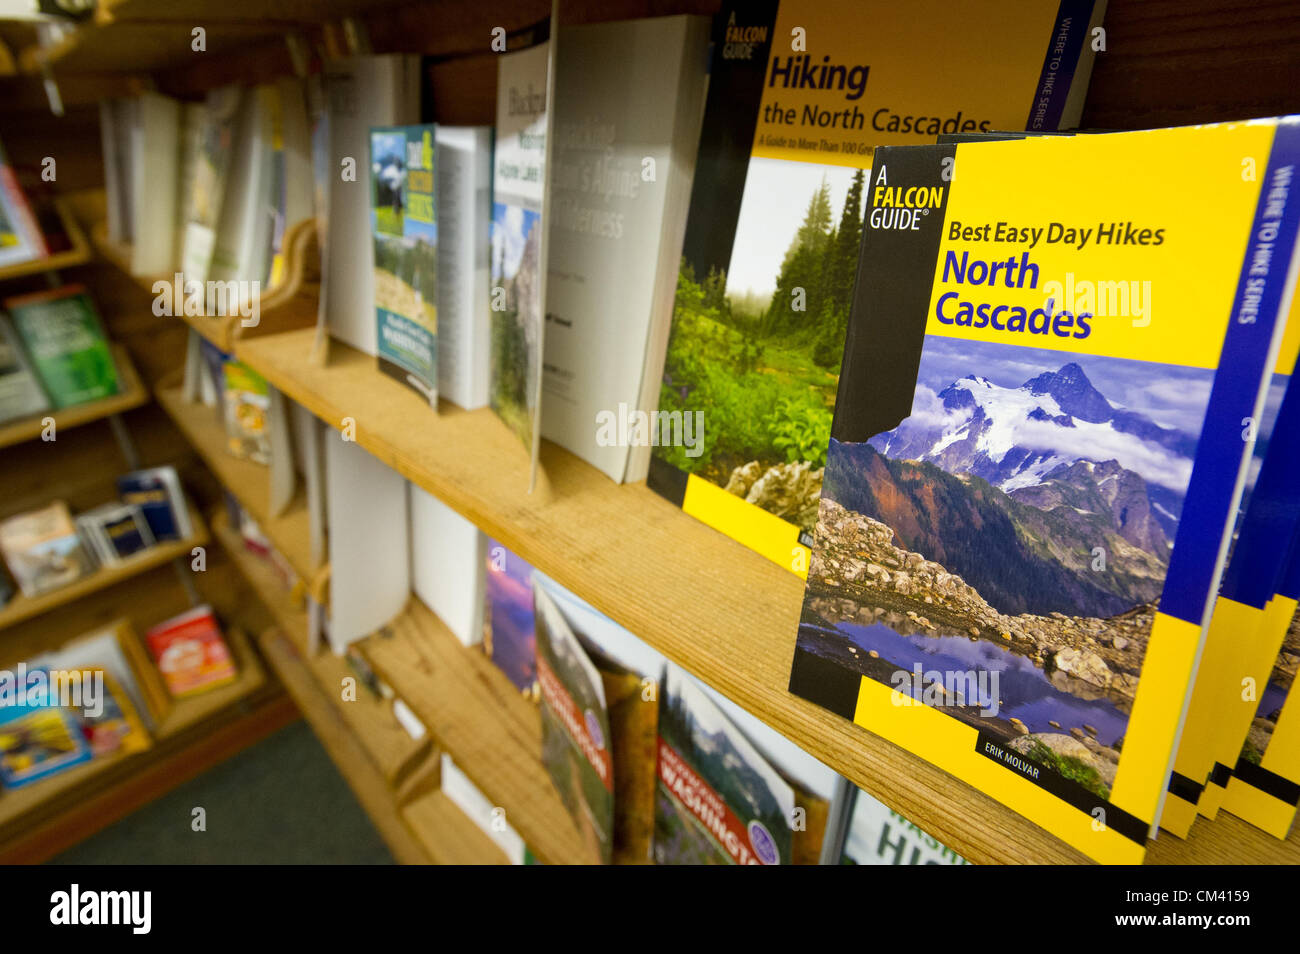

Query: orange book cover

[144,605,237,698]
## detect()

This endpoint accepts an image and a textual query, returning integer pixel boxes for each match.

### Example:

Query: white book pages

[408,482,484,647]
[267,385,296,517]
[291,401,327,567]
[325,435,409,652]
[440,752,528,864]
[130,92,180,276]
[542,16,709,482]
[434,125,493,410]
[322,54,421,355]
[211,87,274,296]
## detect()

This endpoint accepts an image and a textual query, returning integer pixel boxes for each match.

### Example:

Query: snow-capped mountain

[871,362,1196,500]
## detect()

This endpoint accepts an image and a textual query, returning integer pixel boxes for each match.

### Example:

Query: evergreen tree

[765,177,833,335]
[830,169,865,309]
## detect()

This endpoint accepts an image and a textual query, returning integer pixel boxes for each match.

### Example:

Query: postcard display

[787,120,1300,863]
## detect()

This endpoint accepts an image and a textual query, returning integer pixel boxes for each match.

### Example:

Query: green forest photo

[657,158,868,531]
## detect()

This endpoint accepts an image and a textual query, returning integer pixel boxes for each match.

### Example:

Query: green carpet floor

[50,720,396,864]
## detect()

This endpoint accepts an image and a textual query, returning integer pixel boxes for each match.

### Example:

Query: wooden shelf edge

[0,505,209,634]
[153,381,328,603]
[0,342,149,450]
[360,598,599,866]
[228,328,1300,865]
[0,196,93,282]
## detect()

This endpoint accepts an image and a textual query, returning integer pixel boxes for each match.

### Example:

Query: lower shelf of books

[0,625,275,861]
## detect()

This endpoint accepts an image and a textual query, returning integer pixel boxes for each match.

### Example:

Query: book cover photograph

[654,665,795,865]
[5,285,119,408]
[371,124,439,405]
[483,539,538,694]
[647,0,1104,573]
[490,24,554,489]
[788,119,1300,863]
[533,579,614,863]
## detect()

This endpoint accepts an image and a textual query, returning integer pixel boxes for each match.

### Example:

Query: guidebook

[645,0,1106,574]
[483,539,537,694]
[490,17,556,491]
[841,785,968,865]
[1160,358,1300,836]
[543,14,709,482]
[5,285,118,408]
[370,124,439,405]
[787,118,1300,864]
[1221,544,1300,838]
[0,312,50,424]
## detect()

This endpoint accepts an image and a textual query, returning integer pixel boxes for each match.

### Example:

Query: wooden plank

[257,627,432,864]
[361,599,599,865]
[401,790,511,865]
[0,505,208,633]
[0,344,148,450]
[154,382,328,602]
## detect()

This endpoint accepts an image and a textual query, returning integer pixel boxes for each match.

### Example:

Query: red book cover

[144,605,237,698]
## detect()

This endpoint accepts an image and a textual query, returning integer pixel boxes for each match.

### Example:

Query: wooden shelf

[0,506,207,633]
[401,790,510,865]
[231,328,1300,865]
[360,598,597,866]
[257,625,507,865]
[0,197,92,282]
[0,624,267,837]
[0,343,147,450]
[211,509,427,787]
[84,191,320,355]
[154,381,327,603]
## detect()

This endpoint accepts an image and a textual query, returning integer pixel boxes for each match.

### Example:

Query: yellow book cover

[788,118,1300,863]
[646,0,1107,576]
[1220,551,1300,837]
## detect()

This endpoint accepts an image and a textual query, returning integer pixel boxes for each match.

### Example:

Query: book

[434,125,493,410]
[370,124,439,405]
[34,619,172,733]
[321,55,422,355]
[180,86,242,289]
[99,98,136,247]
[116,466,193,542]
[144,605,238,698]
[0,501,93,597]
[482,539,537,694]
[409,483,485,647]
[787,118,1300,863]
[1222,554,1300,838]
[222,359,271,463]
[174,101,205,271]
[490,21,556,490]
[0,671,93,789]
[210,85,282,303]
[534,571,666,864]
[840,786,968,865]
[439,752,535,864]
[75,502,155,565]
[1160,356,1300,835]
[0,135,49,268]
[129,91,181,277]
[646,0,1106,574]
[0,311,51,424]
[5,285,118,408]
[533,578,615,862]
[74,668,152,758]
[654,664,799,864]
[269,76,316,287]
[544,14,709,483]
[325,437,409,651]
